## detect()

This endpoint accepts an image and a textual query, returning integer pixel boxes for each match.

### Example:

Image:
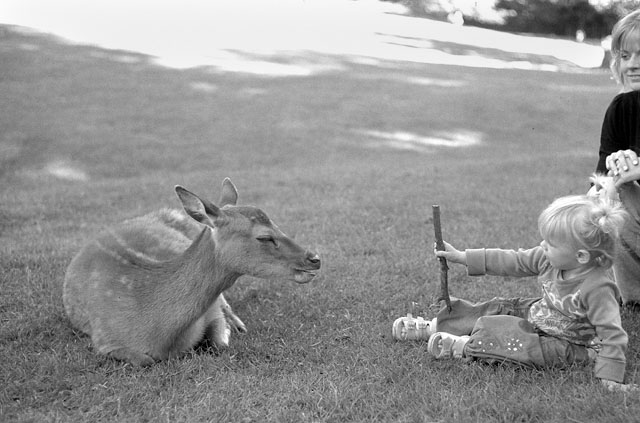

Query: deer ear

[219,178,238,207]
[175,186,221,226]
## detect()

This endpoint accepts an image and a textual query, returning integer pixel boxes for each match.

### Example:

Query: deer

[63,178,321,366]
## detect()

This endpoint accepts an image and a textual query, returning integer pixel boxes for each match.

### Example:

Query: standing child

[596,9,640,305]
[393,195,637,392]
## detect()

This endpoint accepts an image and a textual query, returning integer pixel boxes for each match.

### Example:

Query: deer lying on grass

[63,178,321,366]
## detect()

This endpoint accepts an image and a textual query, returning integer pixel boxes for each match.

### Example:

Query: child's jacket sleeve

[466,247,547,277]
[581,278,628,383]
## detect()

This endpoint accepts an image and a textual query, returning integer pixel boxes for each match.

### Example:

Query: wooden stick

[432,205,452,312]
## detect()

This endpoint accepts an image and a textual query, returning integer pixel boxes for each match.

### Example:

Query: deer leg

[204,296,232,348]
[204,294,246,348]
[219,294,247,333]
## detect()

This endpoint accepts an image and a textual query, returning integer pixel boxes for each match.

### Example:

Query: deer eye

[257,235,278,247]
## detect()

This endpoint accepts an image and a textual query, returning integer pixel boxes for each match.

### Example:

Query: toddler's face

[540,239,580,271]
[620,34,640,91]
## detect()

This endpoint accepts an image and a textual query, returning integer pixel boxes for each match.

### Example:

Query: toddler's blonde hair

[538,195,628,268]
[610,9,640,88]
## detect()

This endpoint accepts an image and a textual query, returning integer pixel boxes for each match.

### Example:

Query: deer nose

[306,252,321,267]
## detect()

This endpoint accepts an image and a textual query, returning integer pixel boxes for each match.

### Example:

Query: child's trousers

[435,297,593,368]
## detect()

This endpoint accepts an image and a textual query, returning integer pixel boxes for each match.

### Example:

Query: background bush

[387,0,640,39]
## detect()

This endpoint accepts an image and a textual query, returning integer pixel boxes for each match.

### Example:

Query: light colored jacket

[466,246,628,382]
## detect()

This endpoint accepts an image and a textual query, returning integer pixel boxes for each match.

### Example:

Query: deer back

[62,208,205,336]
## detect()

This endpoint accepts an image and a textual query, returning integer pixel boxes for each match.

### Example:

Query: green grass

[2,24,640,422]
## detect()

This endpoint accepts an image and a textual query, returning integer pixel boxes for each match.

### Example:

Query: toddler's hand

[434,241,467,265]
[601,379,640,393]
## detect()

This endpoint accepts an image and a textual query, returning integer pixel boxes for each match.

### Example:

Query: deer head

[175,178,321,284]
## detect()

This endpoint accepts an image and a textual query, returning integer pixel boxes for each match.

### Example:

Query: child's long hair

[538,195,628,269]
[610,9,640,88]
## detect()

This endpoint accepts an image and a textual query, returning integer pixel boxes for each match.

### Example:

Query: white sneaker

[428,332,470,359]
[392,314,437,341]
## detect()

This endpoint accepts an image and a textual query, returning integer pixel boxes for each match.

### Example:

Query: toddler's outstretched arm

[434,241,467,265]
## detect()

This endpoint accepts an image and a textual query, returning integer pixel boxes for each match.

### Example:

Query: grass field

[2,12,640,422]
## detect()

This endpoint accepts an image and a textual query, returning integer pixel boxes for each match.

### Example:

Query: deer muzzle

[293,251,321,283]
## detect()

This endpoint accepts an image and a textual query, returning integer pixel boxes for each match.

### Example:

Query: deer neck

[164,227,242,312]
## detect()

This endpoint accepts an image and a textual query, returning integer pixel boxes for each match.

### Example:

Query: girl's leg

[463,315,592,368]
[436,297,540,336]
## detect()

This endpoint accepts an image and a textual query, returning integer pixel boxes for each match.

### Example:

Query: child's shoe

[427,332,470,359]
[392,314,437,341]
